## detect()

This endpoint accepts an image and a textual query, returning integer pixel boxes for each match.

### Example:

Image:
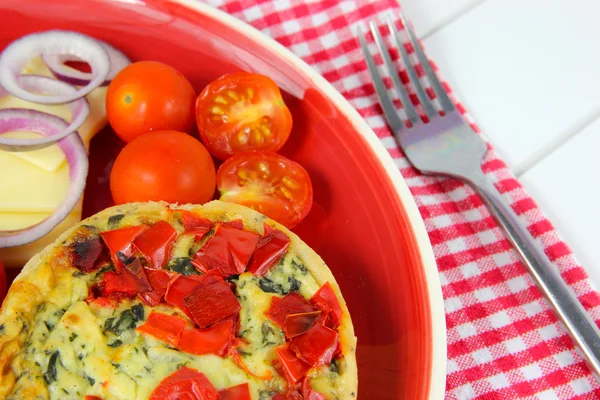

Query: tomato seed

[283,177,299,190]
[227,91,239,101]
[237,131,249,145]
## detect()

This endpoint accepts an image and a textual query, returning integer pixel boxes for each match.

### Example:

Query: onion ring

[0,75,90,151]
[0,108,88,248]
[42,41,130,87]
[0,30,109,105]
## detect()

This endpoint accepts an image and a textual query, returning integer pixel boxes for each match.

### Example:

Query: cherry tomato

[196,72,293,160]
[110,130,216,205]
[216,151,312,228]
[107,61,196,142]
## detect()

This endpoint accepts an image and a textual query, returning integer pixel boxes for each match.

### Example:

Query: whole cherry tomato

[216,151,312,228]
[196,72,292,160]
[107,61,196,142]
[110,130,216,205]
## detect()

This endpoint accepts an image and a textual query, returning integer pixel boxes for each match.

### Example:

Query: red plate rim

[157,0,447,397]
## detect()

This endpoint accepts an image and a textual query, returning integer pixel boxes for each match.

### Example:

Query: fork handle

[468,171,600,376]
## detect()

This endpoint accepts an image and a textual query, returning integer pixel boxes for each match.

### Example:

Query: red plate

[0,1,446,398]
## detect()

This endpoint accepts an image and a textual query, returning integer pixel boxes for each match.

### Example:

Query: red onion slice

[0,30,110,105]
[42,42,130,87]
[0,109,88,247]
[0,75,90,151]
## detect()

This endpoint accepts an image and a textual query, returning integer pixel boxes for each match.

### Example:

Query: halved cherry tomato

[149,367,218,400]
[196,72,292,160]
[217,151,313,228]
[136,311,187,347]
[107,61,196,142]
[218,383,251,400]
[133,221,177,269]
[110,130,216,205]
[179,319,234,356]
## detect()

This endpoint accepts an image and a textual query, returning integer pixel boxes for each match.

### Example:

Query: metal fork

[359,13,600,376]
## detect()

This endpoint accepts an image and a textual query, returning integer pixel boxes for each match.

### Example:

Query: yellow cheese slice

[0,56,109,267]
[0,132,65,172]
[0,151,69,212]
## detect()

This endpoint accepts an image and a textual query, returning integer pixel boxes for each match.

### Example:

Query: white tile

[520,117,600,287]
[422,0,600,173]
[400,0,483,37]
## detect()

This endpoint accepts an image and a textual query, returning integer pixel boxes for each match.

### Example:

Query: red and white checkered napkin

[204,0,600,398]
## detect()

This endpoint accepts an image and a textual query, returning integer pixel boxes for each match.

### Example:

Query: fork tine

[386,17,436,118]
[399,9,454,112]
[358,27,407,132]
[368,21,420,125]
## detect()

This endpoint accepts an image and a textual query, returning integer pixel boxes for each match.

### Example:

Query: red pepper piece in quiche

[102,271,140,299]
[100,225,147,267]
[301,378,327,400]
[84,396,103,400]
[289,323,338,367]
[247,224,290,276]
[192,223,260,277]
[122,258,152,294]
[184,279,241,328]
[265,292,317,329]
[275,343,311,384]
[284,311,321,338]
[191,252,230,277]
[140,269,173,306]
[149,367,219,400]
[133,221,177,269]
[179,319,234,356]
[71,237,109,273]
[310,282,342,329]
[222,219,244,229]
[136,311,187,347]
[179,210,213,239]
[218,383,251,400]
[165,274,220,319]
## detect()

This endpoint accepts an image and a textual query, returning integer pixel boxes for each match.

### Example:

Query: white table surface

[401,0,600,287]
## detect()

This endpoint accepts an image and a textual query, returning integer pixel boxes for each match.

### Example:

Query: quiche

[0,201,357,399]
